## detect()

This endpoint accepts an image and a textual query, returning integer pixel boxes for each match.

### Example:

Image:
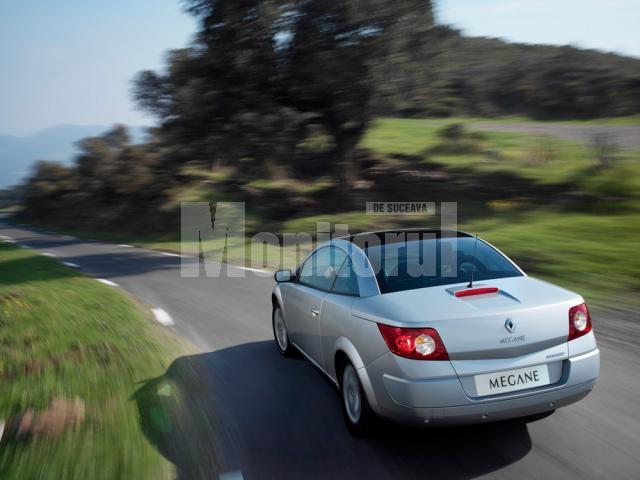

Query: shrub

[580,162,639,198]
[437,123,465,141]
[590,132,619,169]
[431,124,484,155]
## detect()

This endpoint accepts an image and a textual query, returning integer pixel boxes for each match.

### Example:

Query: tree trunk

[334,133,360,192]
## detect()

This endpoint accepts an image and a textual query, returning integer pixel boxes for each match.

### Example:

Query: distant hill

[0,125,148,188]
[401,28,640,118]
[370,20,640,118]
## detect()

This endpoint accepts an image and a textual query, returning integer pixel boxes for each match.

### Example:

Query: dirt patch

[8,397,86,440]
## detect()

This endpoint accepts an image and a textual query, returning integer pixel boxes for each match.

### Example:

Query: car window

[299,246,347,291]
[363,235,522,294]
[332,258,360,296]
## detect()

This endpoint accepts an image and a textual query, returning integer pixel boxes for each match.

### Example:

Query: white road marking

[219,471,244,480]
[63,262,80,268]
[97,279,119,287]
[151,308,175,326]
[161,251,181,257]
[62,235,73,239]
[42,252,56,257]
[237,266,271,274]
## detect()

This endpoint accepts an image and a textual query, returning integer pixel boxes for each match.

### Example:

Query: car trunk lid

[352,276,579,361]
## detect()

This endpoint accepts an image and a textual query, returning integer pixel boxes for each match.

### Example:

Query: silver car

[271,230,600,435]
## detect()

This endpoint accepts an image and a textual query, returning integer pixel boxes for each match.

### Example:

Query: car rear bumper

[362,346,599,427]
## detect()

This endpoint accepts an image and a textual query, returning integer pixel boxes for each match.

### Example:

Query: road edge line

[151,308,175,326]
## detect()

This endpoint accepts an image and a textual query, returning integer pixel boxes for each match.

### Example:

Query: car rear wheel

[339,361,375,436]
[272,306,294,357]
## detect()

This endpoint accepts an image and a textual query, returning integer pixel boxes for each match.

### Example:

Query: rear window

[359,233,523,294]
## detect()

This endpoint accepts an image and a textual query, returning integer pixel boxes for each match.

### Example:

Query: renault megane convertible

[271,230,599,435]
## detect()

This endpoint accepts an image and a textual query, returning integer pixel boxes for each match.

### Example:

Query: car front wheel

[272,306,294,357]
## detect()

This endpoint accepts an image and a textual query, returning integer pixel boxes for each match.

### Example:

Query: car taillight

[377,324,449,360]
[568,303,592,341]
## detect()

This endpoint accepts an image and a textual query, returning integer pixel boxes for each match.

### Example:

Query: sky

[0,0,196,136]
[0,0,638,136]
[436,0,640,58]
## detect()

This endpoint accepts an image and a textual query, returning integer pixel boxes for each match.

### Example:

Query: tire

[339,360,376,437]
[272,306,295,357]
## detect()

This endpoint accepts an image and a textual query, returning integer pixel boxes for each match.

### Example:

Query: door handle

[311,306,320,317]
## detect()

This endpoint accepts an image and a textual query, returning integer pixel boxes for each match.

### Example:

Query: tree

[134,0,438,188]
[285,1,376,185]
[134,2,307,177]
[24,160,74,218]
[22,126,171,233]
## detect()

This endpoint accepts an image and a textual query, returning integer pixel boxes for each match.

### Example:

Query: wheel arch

[271,285,284,311]
[333,337,380,412]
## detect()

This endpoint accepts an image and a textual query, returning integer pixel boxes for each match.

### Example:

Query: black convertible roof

[342,229,472,245]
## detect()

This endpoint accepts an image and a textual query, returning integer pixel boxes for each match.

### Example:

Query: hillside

[404,28,640,118]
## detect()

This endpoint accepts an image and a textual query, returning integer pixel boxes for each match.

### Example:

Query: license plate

[474,365,550,396]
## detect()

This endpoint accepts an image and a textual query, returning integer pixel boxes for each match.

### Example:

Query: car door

[320,256,362,377]
[286,246,346,364]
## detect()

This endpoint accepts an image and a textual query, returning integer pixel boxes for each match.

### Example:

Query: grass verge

[284,209,640,308]
[14,116,640,309]
[0,242,189,479]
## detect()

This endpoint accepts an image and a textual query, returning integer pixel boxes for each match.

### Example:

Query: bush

[581,163,639,199]
[437,123,465,141]
[590,133,620,169]
[431,124,485,155]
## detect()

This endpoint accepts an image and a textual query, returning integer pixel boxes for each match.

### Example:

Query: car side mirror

[274,269,293,283]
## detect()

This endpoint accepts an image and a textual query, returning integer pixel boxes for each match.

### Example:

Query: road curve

[1,221,639,480]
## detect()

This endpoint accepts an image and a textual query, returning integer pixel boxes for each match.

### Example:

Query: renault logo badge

[505,318,516,333]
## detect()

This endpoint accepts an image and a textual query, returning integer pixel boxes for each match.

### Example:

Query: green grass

[115,206,640,308]
[0,242,189,479]
[281,208,639,307]
[476,115,640,126]
[361,118,443,155]
[16,115,640,308]
[279,118,639,305]
[362,117,640,186]
[245,176,335,195]
[372,115,640,126]
[465,209,640,307]
[283,212,433,238]
[180,165,237,183]
[433,132,591,185]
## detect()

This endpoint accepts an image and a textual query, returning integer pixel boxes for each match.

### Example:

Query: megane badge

[505,318,516,333]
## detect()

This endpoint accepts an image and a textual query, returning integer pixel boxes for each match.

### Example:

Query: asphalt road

[1,221,639,480]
